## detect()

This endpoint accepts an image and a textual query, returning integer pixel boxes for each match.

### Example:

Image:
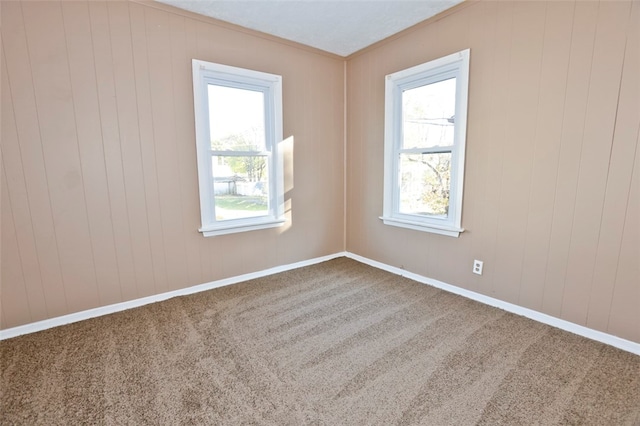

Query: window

[381,49,470,237]
[192,59,285,236]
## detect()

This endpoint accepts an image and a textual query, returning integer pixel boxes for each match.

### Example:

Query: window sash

[193,59,284,236]
[394,149,453,220]
[382,49,469,237]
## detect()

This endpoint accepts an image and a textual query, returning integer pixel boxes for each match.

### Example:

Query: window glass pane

[208,84,266,151]
[399,152,451,217]
[212,155,269,221]
[402,78,456,149]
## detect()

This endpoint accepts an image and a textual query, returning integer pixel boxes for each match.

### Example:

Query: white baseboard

[346,252,640,356]
[2,250,638,357]
[0,252,348,341]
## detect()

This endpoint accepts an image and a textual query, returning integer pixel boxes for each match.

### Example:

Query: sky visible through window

[402,77,456,149]
[208,84,265,151]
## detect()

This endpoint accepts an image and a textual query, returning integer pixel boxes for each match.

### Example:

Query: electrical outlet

[473,260,483,275]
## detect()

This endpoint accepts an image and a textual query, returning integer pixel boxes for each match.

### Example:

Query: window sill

[199,218,286,237]
[380,216,464,238]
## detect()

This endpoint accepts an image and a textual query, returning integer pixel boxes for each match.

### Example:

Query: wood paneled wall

[1,1,345,328]
[346,0,639,342]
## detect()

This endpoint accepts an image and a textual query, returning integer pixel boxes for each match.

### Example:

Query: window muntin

[382,49,470,237]
[193,60,284,236]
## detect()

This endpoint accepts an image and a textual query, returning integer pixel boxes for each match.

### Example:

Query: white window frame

[192,59,285,237]
[381,49,470,238]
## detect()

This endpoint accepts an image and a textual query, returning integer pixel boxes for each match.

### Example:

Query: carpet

[1,257,639,425]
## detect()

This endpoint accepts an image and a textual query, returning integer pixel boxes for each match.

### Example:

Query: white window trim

[192,59,285,237]
[381,49,470,238]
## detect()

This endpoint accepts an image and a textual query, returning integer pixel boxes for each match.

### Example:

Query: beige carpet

[1,257,639,425]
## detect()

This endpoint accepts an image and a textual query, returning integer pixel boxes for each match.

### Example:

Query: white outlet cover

[473,260,483,275]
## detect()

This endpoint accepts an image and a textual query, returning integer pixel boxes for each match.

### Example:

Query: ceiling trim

[132,0,344,60]
[346,0,475,60]
[132,0,473,61]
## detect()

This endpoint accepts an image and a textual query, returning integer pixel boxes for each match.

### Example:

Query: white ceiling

[156,0,464,57]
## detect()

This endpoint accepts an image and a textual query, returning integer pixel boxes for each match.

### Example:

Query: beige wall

[346,0,639,343]
[1,0,345,328]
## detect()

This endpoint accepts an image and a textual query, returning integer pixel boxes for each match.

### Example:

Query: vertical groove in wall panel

[332,60,346,254]
[22,1,100,311]
[257,47,290,268]
[340,58,347,253]
[88,1,139,304]
[294,52,319,262]
[1,46,48,321]
[107,1,153,301]
[144,7,189,292]
[542,1,598,318]
[280,50,310,265]
[128,2,167,295]
[277,76,295,267]
[358,52,377,260]
[345,57,358,254]
[308,57,327,253]
[603,2,640,342]
[560,1,632,325]
[278,48,298,265]
[1,8,3,323]
[317,58,335,253]
[361,53,373,261]
[519,1,574,312]
[481,0,514,298]
[333,51,345,255]
[587,0,639,333]
[607,129,639,342]
[466,0,498,294]
[302,54,318,261]
[1,167,32,327]
[61,1,122,307]
[344,59,355,252]
[1,53,36,324]
[168,14,201,287]
[359,53,372,259]
[193,20,215,282]
[328,57,346,256]
[280,50,295,220]
[2,1,68,317]
[492,1,546,304]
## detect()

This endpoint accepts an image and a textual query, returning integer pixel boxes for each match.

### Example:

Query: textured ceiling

[156,0,465,57]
